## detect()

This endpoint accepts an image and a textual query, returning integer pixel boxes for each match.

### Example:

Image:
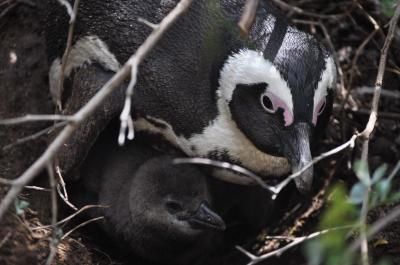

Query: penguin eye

[260,94,276,114]
[165,200,184,214]
[317,98,326,115]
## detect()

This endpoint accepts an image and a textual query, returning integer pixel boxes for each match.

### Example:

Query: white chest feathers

[134,113,291,179]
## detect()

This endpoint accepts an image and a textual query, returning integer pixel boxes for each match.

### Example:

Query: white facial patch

[312,56,336,124]
[218,49,294,124]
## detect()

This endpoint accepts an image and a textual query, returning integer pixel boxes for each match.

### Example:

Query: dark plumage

[46,0,335,196]
[73,132,225,265]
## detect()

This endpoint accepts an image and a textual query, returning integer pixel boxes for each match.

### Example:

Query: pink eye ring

[259,92,293,126]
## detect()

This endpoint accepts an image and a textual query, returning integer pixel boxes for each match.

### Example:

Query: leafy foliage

[304,160,400,265]
[382,0,396,17]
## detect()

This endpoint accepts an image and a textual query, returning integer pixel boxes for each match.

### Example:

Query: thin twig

[237,226,355,265]
[387,160,400,181]
[272,0,351,19]
[60,216,104,240]
[45,164,59,265]
[238,0,259,36]
[258,165,337,254]
[55,0,80,110]
[55,167,78,210]
[0,114,73,125]
[0,1,17,20]
[349,2,400,263]
[2,122,67,151]
[118,0,194,145]
[174,135,357,200]
[0,0,193,222]
[32,204,108,230]
[349,204,400,253]
[0,231,12,250]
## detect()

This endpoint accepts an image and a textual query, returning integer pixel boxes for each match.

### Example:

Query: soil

[0,1,399,265]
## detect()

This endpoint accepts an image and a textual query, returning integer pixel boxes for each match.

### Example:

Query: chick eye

[260,94,275,113]
[165,200,184,214]
[317,98,326,115]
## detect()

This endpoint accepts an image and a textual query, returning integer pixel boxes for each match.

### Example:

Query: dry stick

[0,231,12,250]
[46,164,58,265]
[347,2,380,90]
[353,86,400,99]
[56,0,80,110]
[60,216,104,240]
[238,0,260,36]
[258,166,337,255]
[350,2,400,264]
[0,0,193,222]
[387,160,400,181]
[32,204,108,230]
[174,135,357,200]
[272,0,350,19]
[55,166,78,211]
[237,226,355,265]
[2,121,68,151]
[0,1,17,20]
[118,0,194,146]
[0,114,73,125]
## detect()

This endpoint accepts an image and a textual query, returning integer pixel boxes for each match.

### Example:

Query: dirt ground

[0,0,400,265]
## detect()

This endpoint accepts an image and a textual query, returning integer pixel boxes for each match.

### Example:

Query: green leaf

[353,160,371,186]
[14,198,29,215]
[389,191,400,203]
[382,0,396,17]
[304,239,323,265]
[349,182,366,205]
[376,179,391,202]
[372,164,388,184]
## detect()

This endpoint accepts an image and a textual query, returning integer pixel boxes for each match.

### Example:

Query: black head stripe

[263,15,288,62]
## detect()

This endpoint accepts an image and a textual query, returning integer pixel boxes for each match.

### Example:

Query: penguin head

[129,156,225,240]
[217,26,336,193]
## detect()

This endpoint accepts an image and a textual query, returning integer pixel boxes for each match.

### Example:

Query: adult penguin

[45,0,336,193]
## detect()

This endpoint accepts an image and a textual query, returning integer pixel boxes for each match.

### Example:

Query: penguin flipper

[53,63,126,181]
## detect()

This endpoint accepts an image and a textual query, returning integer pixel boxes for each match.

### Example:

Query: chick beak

[284,122,313,194]
[187,202,226,231]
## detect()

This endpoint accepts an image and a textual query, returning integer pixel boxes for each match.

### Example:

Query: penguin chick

[75,139,225,265]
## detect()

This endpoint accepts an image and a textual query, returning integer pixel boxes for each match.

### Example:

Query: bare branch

[33,204,108,230]
[237,226,355,265]
[55,167,78,211]
[118,0,194,145]
[0,231,12,250]
[0,0,193,221]
[174,135,357,200]
[45,164,59,265]
[2,122,67,151]
[272,0,351,19]
[348,2,400,263]
[238,0,259,36]
[359,1,400,140]
[137,17,159,29]
[54,0,80,110]
[60,216,104,240]
[0,114,73,125]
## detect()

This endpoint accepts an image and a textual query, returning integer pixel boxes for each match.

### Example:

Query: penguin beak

[188,202,226,231]
[283,122,313,194]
